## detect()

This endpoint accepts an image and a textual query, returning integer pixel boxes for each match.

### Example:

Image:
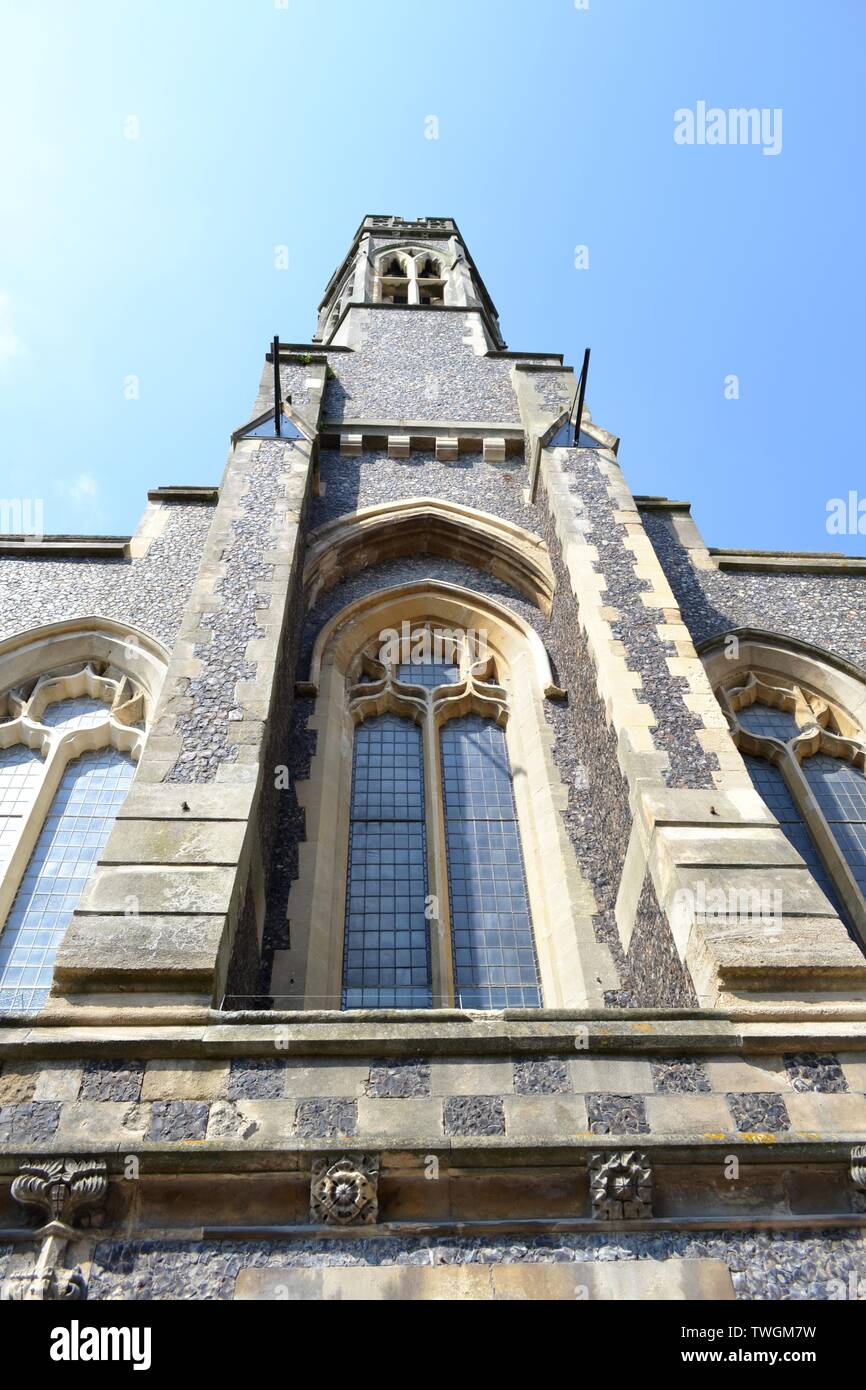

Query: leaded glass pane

[742,755,850,926]
[736,703,800,741]
[802,755,866,897]
[40,696,110,731]
[342,714,431,1009]
[0,747,134,1014]
[441,715,541,1009]
[0,744,43,814]
[396,661,460,688]
[350,717,424,820]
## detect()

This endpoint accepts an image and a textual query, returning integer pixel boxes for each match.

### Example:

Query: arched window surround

[0,619,168,1010]
[285,582,605,1011]
[303,499,556,615]
[701,630,866,954]
[372,245,449,306]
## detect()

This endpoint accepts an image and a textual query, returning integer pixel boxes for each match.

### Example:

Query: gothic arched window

[717,666,866,948]
[377,252,410,305]
[287,578,603,1012]
[0,664,146,1012]
[374,249,446,306]
[342,627,540,1009]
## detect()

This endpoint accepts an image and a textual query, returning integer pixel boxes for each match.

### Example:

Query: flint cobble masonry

[82,1229,866,1302]
[642,509,866,670]
[0,501,212,649]
[167,439,295,782]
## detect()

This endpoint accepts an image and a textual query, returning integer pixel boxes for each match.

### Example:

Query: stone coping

[268,342,354,355]
[146,486,219,504]
[511,361,575,374]
[3,1013,866,1058]
[712,551,866,575]
[486,350,564,363]
[633,501,866,570]
[0,537,129,557]
[634,497,693,512]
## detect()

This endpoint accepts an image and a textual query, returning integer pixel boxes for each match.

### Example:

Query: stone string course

[642,510,866,669]
[81,1229,866,1301]
[0,502,213,649]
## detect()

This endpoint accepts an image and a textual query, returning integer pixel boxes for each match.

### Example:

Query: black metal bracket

[571,347,591,445]
[272,334,282,437]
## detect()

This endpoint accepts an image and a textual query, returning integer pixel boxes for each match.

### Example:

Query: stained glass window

[441,716,541,1008]
[40,696,111,731]
[396,661,460,689]
[0,745,44,869]
[0,747,134,1014]
[736,703,800,741]
[341,715,432,1009]
[802,756,866,898]
[742,755,851,927]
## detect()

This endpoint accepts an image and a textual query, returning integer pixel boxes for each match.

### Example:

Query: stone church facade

[1,215,865,1300]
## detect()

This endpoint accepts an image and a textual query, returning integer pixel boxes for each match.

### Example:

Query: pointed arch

[308,580,557,694]
[304,499,556,613]
[0,616,170,711]
[0,617,166,1013]
[282,581,605,1012]
[701,627,866,954]
[699,627,866,718]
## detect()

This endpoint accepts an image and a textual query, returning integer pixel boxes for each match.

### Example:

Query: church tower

[1,215,865,1301]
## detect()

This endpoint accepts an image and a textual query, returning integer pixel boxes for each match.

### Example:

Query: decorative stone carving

[1,1250,87,1302]
[589,1150,653,1221]
[11,1157,108,1234]
[0,1156,109,1303]
[310,1154,379,1227]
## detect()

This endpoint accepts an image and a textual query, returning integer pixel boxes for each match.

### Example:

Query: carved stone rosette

[310,1154,379,1226]
[589,1151,653,1221]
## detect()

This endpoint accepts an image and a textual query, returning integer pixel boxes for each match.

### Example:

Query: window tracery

[0,663,146,1012]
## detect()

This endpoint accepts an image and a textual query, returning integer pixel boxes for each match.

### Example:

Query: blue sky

[1,0,864,551]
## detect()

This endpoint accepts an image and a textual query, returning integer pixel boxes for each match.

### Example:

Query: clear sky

[1,0,864,551]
